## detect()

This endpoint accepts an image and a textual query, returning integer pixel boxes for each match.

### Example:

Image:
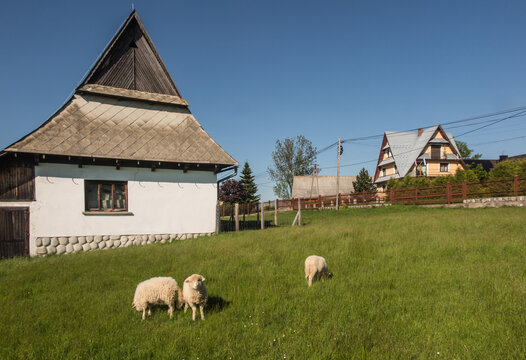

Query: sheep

[182,274,208,321]
[132,277,184,320]
[304,255,333,286]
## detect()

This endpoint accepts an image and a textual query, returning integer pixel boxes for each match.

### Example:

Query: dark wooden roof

[80,11,184,98]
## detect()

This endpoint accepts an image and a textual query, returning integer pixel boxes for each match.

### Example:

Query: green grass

[1,206,525,359]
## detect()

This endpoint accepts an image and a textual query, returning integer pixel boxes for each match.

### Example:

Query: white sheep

[183,274,208,321]
[132,277,184,320]
[304,255,333,286]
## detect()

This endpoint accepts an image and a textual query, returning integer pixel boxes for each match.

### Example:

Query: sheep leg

[168,303,174,318]
[142,308,146,320]
[308,275,313,287]
[147,307,152,317]
[190,304,197,321]
[199,305,205,321]
[184,303,188,313]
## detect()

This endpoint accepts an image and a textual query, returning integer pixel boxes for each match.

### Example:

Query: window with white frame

[440,163,449,172]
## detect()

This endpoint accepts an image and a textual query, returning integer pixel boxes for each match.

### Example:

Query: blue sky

[1,0,526,201]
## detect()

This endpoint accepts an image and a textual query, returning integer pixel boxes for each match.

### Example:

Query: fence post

[415,188,418,205]
[318,195,321,208]
[514,175,519,197]
[362,190,366,204]
[261,201,265,230]
[390,188,395,205]
[234,203,239,232]
[446,182,451,204]
[274,199,278,226]
[216,203,221,234]
[462,180,467,201]
[298,198,302,226]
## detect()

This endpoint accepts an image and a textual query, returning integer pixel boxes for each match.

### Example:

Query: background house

[0,11,237,258]
[374,125,464,193]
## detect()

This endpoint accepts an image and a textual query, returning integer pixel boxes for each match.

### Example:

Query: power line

[471,134,526,146]
[456,110,526,137]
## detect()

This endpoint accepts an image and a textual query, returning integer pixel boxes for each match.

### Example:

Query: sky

[1,0,526,201]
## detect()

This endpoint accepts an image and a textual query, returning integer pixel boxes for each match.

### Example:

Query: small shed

[292,176,358,198]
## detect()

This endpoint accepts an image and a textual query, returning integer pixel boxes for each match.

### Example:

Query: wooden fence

[390,175,526,205]
[218,175,525,232]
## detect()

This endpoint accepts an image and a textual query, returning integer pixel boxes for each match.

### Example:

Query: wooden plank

[0,159,34,201]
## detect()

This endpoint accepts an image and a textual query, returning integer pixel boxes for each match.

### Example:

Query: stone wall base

[463,196,526,208]
[34,233,213,256]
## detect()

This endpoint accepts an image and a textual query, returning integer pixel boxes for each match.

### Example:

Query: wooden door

[0,207,29,259]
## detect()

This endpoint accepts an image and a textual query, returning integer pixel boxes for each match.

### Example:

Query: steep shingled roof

[375,125,461,183]
[4,11,237,168]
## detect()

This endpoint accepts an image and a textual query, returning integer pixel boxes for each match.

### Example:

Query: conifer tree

[353,168,376,192]
[240,161,260,203]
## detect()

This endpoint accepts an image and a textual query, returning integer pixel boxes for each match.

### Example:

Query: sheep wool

[304,255,332,287]
[182,274,208,321]
[132,277,183,320]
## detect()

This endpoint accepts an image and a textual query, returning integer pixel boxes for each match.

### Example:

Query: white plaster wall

[29,163,217,255]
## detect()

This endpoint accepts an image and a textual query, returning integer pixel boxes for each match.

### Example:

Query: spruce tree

[353,168,376,192]
[240,161,260,203]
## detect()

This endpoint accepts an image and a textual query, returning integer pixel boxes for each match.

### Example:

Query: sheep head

[185,274,205,290]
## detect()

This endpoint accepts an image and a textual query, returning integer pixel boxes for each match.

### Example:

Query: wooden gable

[81,11,183,98]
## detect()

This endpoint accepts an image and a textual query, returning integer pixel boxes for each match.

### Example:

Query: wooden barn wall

[0,159,35,201]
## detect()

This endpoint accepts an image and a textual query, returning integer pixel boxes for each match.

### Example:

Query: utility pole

[336,138,342,210]
[309,164,318,199]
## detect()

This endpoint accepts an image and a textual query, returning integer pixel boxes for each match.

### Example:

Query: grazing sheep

[132,277,184,320]
[304,255,333,287]
[183,274,208,321]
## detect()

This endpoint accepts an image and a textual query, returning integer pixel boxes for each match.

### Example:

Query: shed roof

[292,176,360,198]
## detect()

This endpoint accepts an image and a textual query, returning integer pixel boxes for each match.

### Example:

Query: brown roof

[6,94,236,165]
[4,11,237,168]
[292,176,359,198]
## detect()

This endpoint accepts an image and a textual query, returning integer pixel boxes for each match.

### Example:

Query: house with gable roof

[373,125,465,195]
[0,11,237,258]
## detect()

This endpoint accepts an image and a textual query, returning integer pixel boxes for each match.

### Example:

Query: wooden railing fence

[389,175,525,205]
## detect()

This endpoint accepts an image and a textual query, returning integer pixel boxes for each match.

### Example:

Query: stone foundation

[34,232,213,256]
[463,196,526,208]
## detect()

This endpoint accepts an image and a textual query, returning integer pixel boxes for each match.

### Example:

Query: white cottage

[0,11,237,258]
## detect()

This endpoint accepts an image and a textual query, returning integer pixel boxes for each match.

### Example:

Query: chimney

[499,155,508,162]
[417,128,423,136]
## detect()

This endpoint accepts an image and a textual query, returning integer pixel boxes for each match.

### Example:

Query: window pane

[114,183,126,210]
[86,182,99,210]
[101,184,113,210]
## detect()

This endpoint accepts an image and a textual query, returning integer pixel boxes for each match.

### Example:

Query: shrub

[489,159,526,179]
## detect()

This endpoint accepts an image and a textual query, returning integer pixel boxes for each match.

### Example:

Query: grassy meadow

[0,206,525,359]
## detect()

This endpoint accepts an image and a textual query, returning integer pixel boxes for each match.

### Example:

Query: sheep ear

[201,276,205,282]
[184,279,189,283]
